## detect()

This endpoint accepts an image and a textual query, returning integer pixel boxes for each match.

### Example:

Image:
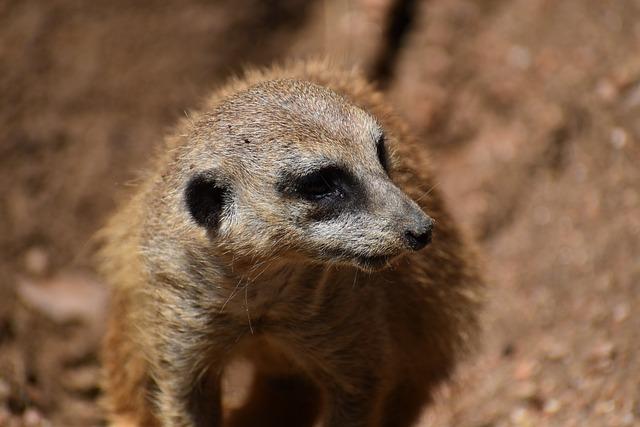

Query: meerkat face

[182,79,432,271]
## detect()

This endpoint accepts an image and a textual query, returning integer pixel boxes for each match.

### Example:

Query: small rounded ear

[184,172,229,230]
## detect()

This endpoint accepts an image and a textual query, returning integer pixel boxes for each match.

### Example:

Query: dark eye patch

[278,164,363,221]
[276,164,358,205]
[376,133,389,172]
[295,165,349,201]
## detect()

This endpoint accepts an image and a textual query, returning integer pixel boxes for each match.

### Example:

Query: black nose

[404,220,433,251]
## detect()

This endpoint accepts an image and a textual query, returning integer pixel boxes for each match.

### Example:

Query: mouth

[353,254,396,271]
[318,248,400,271]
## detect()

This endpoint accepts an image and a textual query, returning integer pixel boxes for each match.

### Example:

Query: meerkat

[98,59,484,427]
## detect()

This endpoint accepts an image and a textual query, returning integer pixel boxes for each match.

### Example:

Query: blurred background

[1,0,639,425]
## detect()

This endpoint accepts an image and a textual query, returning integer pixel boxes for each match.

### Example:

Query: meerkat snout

[387,188,434,251]
[403,215,433,251]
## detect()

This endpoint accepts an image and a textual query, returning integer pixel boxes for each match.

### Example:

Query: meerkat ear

[185,172,229,230]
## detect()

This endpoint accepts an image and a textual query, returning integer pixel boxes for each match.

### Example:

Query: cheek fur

[224,203,296,254]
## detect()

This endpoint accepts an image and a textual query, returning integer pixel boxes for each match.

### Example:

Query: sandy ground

[1,0,639,426]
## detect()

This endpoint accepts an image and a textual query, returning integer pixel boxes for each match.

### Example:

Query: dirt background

[1,0,639,426]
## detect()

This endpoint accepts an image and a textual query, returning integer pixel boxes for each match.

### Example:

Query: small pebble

[613,303,629,323]
[515,381,538,400]
[594,400,616,415]
[508,45,532,70]
[23,408,42,426]
[610,128,628,149]
[596,79,618,102]
[545,342,568,361]
[543,398,561,414]
[0,379,10,401]
[514,360,538,380]
[590,341,616,362]
[622,412,636,425]
[23,247,49,276]
[62,366,100,394]
[510,407,535,426]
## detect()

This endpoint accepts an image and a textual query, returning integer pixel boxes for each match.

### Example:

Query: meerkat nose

[403,217,433,250]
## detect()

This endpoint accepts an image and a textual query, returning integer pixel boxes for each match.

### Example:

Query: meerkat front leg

[146,311,238,427]
[153,377,220,427]
[151,342,226,427]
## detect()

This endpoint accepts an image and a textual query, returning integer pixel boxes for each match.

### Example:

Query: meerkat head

[180,79,432,272]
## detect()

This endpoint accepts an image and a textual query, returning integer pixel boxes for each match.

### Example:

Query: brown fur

[98,59,484,427]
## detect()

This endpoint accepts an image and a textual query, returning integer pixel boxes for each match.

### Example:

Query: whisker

[414,181,439,203]
[244,281,254,334]
[219,278,244,313]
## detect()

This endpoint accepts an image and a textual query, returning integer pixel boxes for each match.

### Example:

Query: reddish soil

[1,0,638,426]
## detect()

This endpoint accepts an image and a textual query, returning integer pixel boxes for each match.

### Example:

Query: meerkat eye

[376,133,389,172]
[296,166,347,201]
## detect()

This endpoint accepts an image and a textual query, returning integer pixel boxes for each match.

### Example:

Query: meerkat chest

[217,268,381,326]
